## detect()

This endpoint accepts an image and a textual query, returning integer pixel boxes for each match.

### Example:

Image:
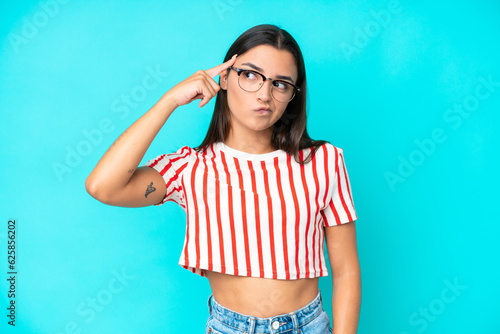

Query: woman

[86,24,361,334]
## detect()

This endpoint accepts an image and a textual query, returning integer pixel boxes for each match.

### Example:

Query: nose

[256,79,272,101]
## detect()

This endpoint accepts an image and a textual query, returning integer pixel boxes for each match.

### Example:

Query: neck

[225,128,275,154]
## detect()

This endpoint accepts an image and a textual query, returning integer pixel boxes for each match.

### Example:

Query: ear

[220,70,229,90]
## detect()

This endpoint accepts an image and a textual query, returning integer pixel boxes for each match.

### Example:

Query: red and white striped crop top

[142,141,358,280]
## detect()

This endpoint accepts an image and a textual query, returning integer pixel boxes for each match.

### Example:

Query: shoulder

[175,145,194,153]
[168,145,195,158]
[152,145,195,167]
[170,144,218,163]
[312,142,344,161]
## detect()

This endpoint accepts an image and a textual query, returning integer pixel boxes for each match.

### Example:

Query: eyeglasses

[229,66,300,103]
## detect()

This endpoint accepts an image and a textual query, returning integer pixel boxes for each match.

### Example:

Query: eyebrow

[240,62,295,83]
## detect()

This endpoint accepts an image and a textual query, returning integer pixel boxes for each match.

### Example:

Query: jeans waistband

[207,289,324,333]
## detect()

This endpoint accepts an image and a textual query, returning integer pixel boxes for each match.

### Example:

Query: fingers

[199,72,221,95]
[198,79,216,108]
[202,54,238,94]
[203,77,216,97]
[195,54,238,108]
[201,78,216,106]
[200,87,213,108]
[205,54,238,79]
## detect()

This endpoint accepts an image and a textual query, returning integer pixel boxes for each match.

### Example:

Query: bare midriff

[204,269,320,318]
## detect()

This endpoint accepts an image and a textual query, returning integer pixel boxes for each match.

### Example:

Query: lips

[255,107,271,112]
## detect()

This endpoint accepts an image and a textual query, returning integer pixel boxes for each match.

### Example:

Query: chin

[248,119,277,130]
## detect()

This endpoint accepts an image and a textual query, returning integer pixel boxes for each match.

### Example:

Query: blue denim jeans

[205,289,332,334]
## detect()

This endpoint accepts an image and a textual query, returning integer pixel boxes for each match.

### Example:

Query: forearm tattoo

[145,182,156,198]
[106,130,128,153]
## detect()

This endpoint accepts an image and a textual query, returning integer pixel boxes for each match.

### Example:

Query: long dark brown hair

[193,24,328,164]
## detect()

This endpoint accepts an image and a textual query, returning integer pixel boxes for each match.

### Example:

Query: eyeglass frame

[228,66,301,102]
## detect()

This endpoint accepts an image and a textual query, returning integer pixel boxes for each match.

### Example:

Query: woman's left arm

[324,221,361,334]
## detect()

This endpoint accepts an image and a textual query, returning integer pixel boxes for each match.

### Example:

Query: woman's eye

[244,71,257,79]
[274,81,287,90]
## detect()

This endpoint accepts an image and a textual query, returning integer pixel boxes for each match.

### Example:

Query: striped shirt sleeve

[321,145,358,227]
[141,146,192,207]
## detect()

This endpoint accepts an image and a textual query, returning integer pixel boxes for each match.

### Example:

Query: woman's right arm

[85,92,178,207]
[85,54,238,208]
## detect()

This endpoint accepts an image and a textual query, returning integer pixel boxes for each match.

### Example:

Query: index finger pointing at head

[205,54,238,78]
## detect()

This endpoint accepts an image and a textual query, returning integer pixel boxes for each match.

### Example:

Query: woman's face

[220,45,298,137]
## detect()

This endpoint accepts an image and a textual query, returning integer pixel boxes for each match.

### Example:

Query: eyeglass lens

[238,70,295,102]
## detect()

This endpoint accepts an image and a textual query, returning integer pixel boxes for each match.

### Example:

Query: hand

[166,54,238,108]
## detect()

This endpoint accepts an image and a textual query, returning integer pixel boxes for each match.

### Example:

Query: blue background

[1,0,499,333]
